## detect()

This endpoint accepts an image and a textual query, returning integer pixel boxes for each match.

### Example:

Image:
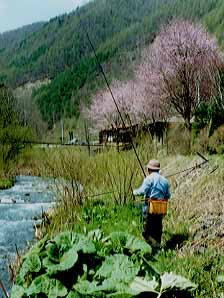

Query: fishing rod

[0,154,212,206]
[78,152,212,200]
[165,152,209,178]
[79,16,146,178]
[165,160,207,178]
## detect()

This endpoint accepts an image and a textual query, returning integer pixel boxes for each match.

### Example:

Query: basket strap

[148,198,168,202]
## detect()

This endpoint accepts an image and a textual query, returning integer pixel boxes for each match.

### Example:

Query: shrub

[209,125,224,154]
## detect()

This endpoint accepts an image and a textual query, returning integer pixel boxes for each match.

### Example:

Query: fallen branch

[0,277,9,298]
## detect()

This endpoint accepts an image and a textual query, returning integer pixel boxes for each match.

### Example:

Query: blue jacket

[133,172,171,200]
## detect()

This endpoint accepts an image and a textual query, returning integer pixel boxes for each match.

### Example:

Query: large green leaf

[67,290,82,298]
[54,231,74,252]
[125,235,152,255]
[101,278,132,295]
[46,242,61,262]
[73,280,103,295]
[17,253,41,282]
[72,233,96,254]
[43,232,95,275]
[43,247,79,275]
[31,234,49,256]
[106,232,128,253]
[74,279,131,297]
[73,254,139,296]
[217,275,224,283]
[10,285,26,298]
[107,232,152,255]
[55,232,96,254]
[95,254,139,284]
[26,274,68,297]
[129,277,159,295]
[161,272,197,292]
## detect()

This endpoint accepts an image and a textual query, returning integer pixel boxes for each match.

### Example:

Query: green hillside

[204,0,224,43]
[0,22,45,51]
[0,22,45,82]
[0,0,223,126]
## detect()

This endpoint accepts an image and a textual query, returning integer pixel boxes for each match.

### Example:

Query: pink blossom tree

[85,80,144,130]
[85,76,168,131]
[139,20,223,131]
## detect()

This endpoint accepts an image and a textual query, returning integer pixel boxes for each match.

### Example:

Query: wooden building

[99,121,169,145]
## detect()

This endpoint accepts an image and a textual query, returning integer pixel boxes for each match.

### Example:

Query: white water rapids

[0,176,56,297]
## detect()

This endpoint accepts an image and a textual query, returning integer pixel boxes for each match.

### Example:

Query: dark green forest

[0,0,224,126]
[0,22,44,51]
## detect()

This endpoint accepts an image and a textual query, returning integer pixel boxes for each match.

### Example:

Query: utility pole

[84,122,91,156]
[61,117,64,144]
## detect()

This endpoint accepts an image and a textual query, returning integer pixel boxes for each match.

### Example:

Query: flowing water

[0,176,56,297]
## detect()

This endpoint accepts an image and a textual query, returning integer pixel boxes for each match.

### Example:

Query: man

[133,159,171,247]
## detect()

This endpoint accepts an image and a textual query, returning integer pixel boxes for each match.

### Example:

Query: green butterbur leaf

[67,291,82,298]
[129,277,159,294]
[26,274,67,297]
[125,235,152,255]
[107,232,152,255]
[73,280,102,295]
[44,247,78,274]
[28,234,49,260]
[75,235,96,254]
[46,242,60,262]
[161,272,197,291]
[217,275,224,283]
[54,231,74,249]
[17,253,41,283]
[10,285,26,298]
[43,232,95,275]
[95,254,139,283]
[13,229,197,298]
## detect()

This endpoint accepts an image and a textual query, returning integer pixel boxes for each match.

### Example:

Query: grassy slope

[23,141,224,298]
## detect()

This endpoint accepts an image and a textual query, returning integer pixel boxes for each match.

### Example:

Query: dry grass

[163,154,224,251]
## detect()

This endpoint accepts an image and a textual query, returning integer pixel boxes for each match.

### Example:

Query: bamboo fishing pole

[79,16,146,178]
[79,152,211,200]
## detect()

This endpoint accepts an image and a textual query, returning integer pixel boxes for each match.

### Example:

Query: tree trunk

[185,118,192,152]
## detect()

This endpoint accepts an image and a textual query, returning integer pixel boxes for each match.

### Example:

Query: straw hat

[146,159,160,170]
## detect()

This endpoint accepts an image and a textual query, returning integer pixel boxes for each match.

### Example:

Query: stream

[0,176,56,297]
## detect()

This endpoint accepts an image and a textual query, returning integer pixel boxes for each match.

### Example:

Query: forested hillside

[0,22,45,82]
[0,22,45,51]
[0,0,223,126]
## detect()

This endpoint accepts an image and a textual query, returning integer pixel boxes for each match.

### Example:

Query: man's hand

[133,189,138,196]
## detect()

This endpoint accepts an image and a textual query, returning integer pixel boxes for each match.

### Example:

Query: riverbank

[0,178,14,190]
[9,145,224,297]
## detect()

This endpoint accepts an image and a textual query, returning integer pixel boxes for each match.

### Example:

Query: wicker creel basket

[149,199,168,215]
